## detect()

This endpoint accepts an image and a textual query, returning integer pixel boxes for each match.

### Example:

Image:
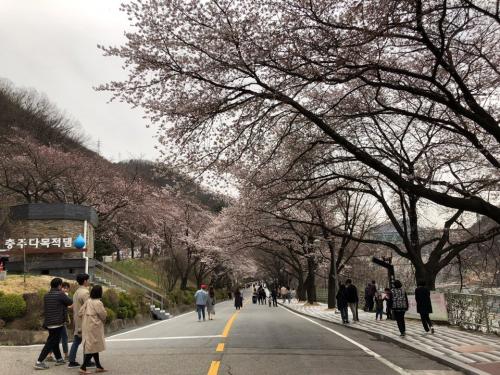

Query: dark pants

[375,307,383,320]
[365,297,374,311]
[196,305,206,320]
[419,312,433,332]
[386,303,393,319]
[81,353,102,370]
[69,335,81,363]
[60,325,68,354]
[38,326,63,362]
[393,310,406,334]
[339,306,348,322]
[272,296,277,307]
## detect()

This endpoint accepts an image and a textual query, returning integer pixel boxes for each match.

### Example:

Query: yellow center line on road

[207,360,220,375]
[221,311,239,338]
[208,310,239,374]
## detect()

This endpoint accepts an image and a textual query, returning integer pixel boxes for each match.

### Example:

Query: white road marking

[281,306,408,375]
[1,310,197,348]
[107,334,222,342]
[107,310,195,339]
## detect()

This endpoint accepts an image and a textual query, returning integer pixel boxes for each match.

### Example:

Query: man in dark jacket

[345,279,359,321]
[34,277,73,370]
[415,280,435,333]
[336,282,349,323]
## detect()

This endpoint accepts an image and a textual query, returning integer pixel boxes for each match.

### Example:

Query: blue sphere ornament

[74,234,86,249]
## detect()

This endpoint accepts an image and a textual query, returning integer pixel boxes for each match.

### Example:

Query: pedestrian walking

[271,288,278,307]
[391,280,409,336]
[234,288,243,310]
[46,282,71,363]
[194,285,209,321]
[364,281,376,311]
[34,277,73,370]
[79,285,107,374]
[345,279,359,321]
[415,280,435,334]
[207,286,216,320]
[68,274,91,368]
[374,291,384,320]
[384,287,393,320]
[280,286,288,303]
[336,282,349,324]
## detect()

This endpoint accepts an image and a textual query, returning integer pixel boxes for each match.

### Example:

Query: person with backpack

[415,280,435,334]
[34,278,73,370]
[336,282,349,324]
[391,280,409,336]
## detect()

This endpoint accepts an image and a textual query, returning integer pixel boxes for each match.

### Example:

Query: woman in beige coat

[79,285,107,374]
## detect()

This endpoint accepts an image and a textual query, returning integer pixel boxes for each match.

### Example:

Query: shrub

[105,307,116,324]
[0,293,26,321]
[22,292,44,330]
[167,289,196,306]
[118,292,137,318]
[116,307,128,319]
[102,289,119,311]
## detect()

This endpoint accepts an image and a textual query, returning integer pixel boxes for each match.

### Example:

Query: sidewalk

[281,301,500,375]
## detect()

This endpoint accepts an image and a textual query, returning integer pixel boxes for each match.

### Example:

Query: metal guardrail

[93,260,165,309]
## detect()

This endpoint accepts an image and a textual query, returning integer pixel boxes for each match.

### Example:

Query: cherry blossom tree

[101,0,500,224]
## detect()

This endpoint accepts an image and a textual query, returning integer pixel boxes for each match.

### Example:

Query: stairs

[92,259,169,320]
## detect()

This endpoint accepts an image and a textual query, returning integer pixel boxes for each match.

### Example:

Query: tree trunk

[327,253,337,309]
[115,244,121,261]
[130,240,135,259]
[180,273,189,290]
[414,264,437,290]
[306,256,317,304]
[296,270,306,301]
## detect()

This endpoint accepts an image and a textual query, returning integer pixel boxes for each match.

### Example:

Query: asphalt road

[0,291,462,375]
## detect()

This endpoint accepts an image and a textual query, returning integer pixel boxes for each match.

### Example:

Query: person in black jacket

[345,279,359,321]
[391,280,409,336]
[415,280,435,334]
[336,282,349,323]
[34,277,73,370]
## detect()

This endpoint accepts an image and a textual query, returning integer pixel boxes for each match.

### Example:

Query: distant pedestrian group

[336,278,435,337]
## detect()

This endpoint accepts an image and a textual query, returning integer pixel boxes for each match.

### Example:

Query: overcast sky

[0,0,158,161]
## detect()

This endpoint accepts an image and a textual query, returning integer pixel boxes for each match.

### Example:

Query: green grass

[108,259,160,290]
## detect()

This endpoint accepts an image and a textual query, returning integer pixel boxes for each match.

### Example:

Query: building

[0,203,98,278]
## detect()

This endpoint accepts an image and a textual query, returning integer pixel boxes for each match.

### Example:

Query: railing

[93,259,165,309]
[446,292,500,335]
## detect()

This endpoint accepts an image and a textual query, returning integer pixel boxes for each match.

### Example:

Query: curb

[279,303,491,375]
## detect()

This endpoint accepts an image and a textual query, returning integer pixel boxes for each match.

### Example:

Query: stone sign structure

[0,203,98,278]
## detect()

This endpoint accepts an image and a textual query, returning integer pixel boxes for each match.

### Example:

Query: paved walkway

[281,301,500,375]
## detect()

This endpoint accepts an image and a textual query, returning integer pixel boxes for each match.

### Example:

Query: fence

[446,292,500,335]
[93,259,165,309]
[316,288,499,334]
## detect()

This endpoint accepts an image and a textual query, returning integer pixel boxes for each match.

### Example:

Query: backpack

[391,288,408,310]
